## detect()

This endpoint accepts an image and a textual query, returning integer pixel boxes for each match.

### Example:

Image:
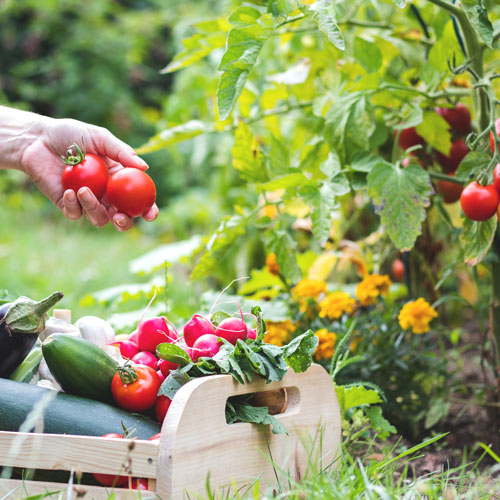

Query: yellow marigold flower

[356,274,392,306]
[266,253,280,276]
[314,329,337,361]
[398,298,438,334]
[319,291,356,320]
[292,279,327,300]
[264,320,296,347]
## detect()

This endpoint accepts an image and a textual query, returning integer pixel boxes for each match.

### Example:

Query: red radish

[132,351,158,369]
[148,433,161,441]
[130,478,149,490]
[155,395,172,424]
[157,358,178,377]
[157,370,166,383]
[137,317,178,353]
[215,317,248,345]
[182,314,215,347]
[191,334,221,362]
[114,340,139,359]
[128,331,139,344]
[247,328,257,340]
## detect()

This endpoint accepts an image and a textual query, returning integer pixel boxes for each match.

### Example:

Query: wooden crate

[0,364,340,499]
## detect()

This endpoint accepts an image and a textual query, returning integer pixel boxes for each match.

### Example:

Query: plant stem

[428,171,463,184]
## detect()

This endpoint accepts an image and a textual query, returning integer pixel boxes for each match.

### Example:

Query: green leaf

[309,0,345,50]
[161,32,228,74]
[428,23,464,72]
[238,269,283,295]
[354,37,382,73]
[156,343,192,367]
[129,236,201,275]
[336,385,382,413]
[269,135,291,176]
[461,0,493,48]
[191,216,248,280]
[460,216,497,266]
[325,92,375,161]
[367,162,432,251]
[364,406,397,439]
[262,172,308,190]
[455,151,490,182]
[281,330,319,373]
[394,106,423,130]
[228,6,262,26]
[391,0,407,7]
[265,229,302,283]
[210,311,231,327]
[300,140,330,177]
[217,20,272,119]
[351,153,385,173]
[416,111,451,155]
[137,120,207,154]
[158,365,192,399]
[424,397,451,429]
[225,399,288,434]
[299,182,340,246]
[268,0,296,17]
[232,122,268,182]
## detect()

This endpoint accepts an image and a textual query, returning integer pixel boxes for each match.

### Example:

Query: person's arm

[0,106,158,231]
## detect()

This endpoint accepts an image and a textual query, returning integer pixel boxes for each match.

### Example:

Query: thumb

[93,129,149,171]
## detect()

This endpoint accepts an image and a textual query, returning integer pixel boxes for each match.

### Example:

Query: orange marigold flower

[398,298,438,334]
[264,320,296,347]
[356,274,392,306]
[314,329,337,361]
[292,279,327,300]
[266,253,280,276]
[319,291,356,319]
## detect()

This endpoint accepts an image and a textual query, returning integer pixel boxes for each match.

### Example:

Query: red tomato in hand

[436,104,471,137]
[111,365,162,412]
[460,182,500,221]
[61,153,109,199]
[437,173,463,203]
[489,118,500,153]
[106,168,156,217]
[92,434,128,487]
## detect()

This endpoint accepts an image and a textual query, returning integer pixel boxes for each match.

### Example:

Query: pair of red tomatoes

[61,151,156,217]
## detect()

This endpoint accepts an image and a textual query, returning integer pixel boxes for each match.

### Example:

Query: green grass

[0,191,157,319]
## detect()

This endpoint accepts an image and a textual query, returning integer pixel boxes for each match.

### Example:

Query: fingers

[62,190,83,220]
[76,187,110,228]
[142,203,159,222]
[111,213,134,232]
[94,128,149,171]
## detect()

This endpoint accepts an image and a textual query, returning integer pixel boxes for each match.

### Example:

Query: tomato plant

[61,142,109,199]
[435,139,469,173]
[111,364,161,412]
[106,168,156,217]
[436,104,471,137]
[460,182,499,222]
[397,127,425,151]
[391,258,404,282]
[494,164,500,193]
[489,118,500,153]
[92,434,128,487]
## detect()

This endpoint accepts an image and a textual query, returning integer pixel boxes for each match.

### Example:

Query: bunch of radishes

[112,310,257,419]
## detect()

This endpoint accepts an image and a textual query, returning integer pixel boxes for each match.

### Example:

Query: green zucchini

[0,379,160,439]
[10,344,42,383]
[42,334,117,404]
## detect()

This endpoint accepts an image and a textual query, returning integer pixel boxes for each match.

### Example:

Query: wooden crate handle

[156,363,341,499]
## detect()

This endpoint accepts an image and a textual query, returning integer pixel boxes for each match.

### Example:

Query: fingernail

[115,215,127,227]
[136,157,149,170]
[78,188,92,203]
[66,190,76,203]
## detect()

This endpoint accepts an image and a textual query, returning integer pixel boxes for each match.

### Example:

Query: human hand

[21,117,158,231]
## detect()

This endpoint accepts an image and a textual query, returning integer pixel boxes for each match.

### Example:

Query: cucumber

[42,334,117,404]
[0,378,159,438]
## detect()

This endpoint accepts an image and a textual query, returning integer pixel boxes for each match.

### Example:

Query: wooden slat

[0,433,158,477]
[0,478,158,500]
